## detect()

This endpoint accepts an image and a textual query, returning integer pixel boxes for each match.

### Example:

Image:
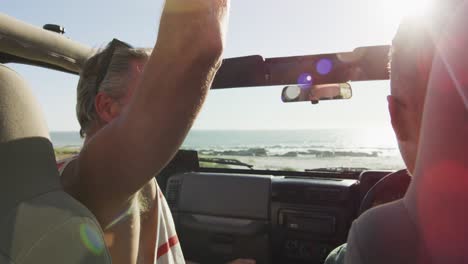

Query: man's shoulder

[140,178,158,201]
[138,178,159,213]
[345,200,420,264]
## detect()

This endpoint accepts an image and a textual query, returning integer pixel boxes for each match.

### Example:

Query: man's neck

[82,124,102,146]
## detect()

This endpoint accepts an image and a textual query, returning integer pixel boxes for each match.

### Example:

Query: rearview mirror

[281,83,352,104]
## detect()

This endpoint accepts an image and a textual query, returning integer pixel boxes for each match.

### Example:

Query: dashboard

[161,163,393,264]
[271,176,357,263]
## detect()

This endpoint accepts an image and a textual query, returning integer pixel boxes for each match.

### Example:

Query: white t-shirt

[57,156,185,264]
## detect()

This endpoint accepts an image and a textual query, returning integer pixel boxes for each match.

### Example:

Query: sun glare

[384,0,434,23]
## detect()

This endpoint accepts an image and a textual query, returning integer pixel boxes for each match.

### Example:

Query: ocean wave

[199,148,268,157]
[196,147,384,158]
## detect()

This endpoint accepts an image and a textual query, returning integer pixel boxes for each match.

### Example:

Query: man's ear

[95,92,121,124]
[388,95,410,141]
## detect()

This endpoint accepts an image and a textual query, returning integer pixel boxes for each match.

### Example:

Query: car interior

[0,14,111,263]
[1,8,455,264]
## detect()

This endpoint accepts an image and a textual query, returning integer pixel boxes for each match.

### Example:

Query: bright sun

[384,0,434,23]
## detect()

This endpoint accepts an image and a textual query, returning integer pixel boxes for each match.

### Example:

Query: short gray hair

[77,46,151,137]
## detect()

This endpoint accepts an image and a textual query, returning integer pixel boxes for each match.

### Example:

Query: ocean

[50,128,405,171]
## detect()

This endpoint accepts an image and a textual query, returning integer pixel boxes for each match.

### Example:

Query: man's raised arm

[71,0,230,215]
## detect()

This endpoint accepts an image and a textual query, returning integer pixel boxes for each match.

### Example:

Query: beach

[52,129,405,171]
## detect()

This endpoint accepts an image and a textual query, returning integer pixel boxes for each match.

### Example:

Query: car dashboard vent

[166,179,182,209]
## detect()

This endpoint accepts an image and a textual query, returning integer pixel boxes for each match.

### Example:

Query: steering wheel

[358,169,411,216]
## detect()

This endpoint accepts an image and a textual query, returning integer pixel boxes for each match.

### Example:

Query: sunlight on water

[181,128,405,170]
[51,128,405,171]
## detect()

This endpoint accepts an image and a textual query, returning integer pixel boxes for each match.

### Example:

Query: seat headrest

[0,64,111,264]
[0,64,60,211]
[0,64,49,143]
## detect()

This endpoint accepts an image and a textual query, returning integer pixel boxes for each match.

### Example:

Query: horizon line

[50,127,390,133]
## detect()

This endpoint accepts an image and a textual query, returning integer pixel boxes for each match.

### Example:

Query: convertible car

[0,11,412,264]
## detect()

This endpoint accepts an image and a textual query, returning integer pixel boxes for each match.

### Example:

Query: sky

[1,0,418,131]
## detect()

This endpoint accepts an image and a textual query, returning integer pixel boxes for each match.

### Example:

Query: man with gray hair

[57,0,254,263]
[75,45,152,139]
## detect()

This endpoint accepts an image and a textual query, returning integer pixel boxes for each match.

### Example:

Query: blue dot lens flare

[297,73,313,87]
[316,58,333,75]
[80,223,105,255]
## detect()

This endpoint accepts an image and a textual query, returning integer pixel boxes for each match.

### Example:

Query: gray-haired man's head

[76,42,151,138]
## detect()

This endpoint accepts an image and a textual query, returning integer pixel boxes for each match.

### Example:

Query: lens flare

[297,73,313,87]
[104,203,135,230]
[384,0,435,23]
[80,223,105,255]
[316,58,333,75]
